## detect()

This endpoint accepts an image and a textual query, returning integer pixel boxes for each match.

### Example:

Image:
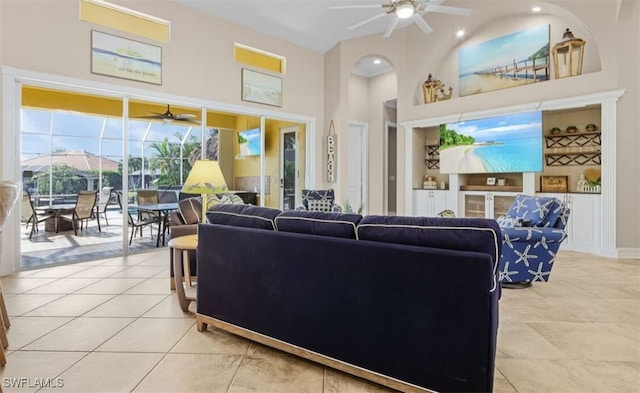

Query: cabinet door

[566,194,601,249]
[431,191,449,217]
[491,194,517,218]
[463,193,487,218]
[413,190,430,217]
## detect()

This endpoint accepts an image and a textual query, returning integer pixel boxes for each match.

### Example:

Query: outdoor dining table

[42,204,76,232]
[130,202,178,247]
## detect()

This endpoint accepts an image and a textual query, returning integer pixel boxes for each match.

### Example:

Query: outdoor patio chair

[96,186,114,226]
[26,192,54,240]
[117,191,158,245]
[59,190,100,235]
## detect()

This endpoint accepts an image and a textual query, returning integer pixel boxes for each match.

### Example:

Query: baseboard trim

[195,314,435,393]
[616,248,640,259]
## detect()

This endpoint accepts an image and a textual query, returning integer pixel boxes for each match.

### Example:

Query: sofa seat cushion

[275,210,362,239]
[207,204,281,231]
[506,194,556,227]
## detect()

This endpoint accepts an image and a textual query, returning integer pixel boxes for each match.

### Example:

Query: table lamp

[181,160,228,223]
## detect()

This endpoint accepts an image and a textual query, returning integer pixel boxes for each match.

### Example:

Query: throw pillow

[178,197,202,224]
[496,215,522,228]
[301,189,335,209]
[506,194,555,227]
[308,199,332,212]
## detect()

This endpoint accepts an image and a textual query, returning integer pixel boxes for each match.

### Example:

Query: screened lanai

[16,85,307,270]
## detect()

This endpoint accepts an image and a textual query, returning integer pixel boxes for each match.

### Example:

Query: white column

[600,99,617,257]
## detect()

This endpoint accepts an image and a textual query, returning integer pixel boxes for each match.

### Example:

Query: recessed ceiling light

[456,29,465,37]
[532,6,541,12]
[373,59,382,65]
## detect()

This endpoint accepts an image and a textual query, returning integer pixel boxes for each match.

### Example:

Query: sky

[446,111,543,142]
[21,108,202,161]
[459,24,550,76]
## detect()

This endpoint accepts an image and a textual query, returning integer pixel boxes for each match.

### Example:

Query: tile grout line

[225,335,253,393]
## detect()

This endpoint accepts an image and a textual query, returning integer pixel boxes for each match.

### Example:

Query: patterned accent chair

[296,189,342,212]
[497,194,570,287]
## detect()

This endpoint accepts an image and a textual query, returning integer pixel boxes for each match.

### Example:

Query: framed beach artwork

[439,110,544,174]
[459,25,550,97]
[91,30,162,85]
[241,69,282,107]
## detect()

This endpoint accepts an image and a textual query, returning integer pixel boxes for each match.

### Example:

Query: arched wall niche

[410,8,603,105]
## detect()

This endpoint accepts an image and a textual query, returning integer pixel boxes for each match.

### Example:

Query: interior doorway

[347,121,368,214]
[279,126,298,210]
[385,121,397,215]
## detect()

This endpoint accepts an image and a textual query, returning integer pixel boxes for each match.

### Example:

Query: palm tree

[189,129,219,165]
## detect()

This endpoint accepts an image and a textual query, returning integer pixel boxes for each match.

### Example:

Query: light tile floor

[0,249,638,392]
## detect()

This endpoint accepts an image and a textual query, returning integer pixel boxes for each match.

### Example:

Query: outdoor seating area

[20,193,168,269]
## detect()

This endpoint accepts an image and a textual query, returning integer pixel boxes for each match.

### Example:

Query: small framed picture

[486,177,496,186]
[541,176,568,193]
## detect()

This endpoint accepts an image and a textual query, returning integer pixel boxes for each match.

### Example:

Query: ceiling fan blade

[383,16,400,38]
[423,4,472,16]
[412,14,433,34]
[135,114,165,119]
[348,12,388,30]
[175,118,201,124]
[330,4,385,9]
[174,114,197,119]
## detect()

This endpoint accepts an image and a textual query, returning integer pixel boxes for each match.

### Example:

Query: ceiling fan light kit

[395,2,415,19]
[332,0,471,38]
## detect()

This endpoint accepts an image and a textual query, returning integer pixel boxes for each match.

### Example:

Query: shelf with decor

[544,131,601,148]
[544,151,601,166]
[425,144,440,169]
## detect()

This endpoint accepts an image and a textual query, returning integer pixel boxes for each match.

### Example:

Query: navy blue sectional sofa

[195,204,502,393]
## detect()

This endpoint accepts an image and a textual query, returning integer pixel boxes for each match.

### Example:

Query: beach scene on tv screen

[439,111,543,174]
[238,128,261,156]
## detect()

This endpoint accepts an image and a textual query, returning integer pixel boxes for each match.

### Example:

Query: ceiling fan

[136,105,200,124]
[330,0,472,38]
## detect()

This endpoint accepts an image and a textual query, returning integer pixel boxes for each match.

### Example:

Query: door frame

[279,126,299,210]
[383,121,397,215]
[347,121,368,215]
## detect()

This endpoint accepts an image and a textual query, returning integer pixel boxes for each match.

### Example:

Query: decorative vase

[0,181,21,233]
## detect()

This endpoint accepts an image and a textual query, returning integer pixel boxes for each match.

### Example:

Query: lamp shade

[182,160,228,195]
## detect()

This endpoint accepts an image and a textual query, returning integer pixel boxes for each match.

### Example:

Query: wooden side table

[168,234,198,312]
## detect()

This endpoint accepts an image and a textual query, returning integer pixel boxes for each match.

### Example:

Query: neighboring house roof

[21,151,120,173]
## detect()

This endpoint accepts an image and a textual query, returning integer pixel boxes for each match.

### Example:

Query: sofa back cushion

[358,216,501,283]
[275,210,362,239]
[207,204,281,231]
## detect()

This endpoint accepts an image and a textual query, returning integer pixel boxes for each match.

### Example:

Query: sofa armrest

[170,223,198,239]
[295,204,307,211]
[501,227,567,243]
[331,204,343,213]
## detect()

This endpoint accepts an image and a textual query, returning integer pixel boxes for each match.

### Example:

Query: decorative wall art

[541,175,568,193]
[241,69,282,107]
[327,120,337,183]
[91,30,162,85]
[459,24,550,97]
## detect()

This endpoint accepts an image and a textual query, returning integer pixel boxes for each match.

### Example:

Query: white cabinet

[460,192,518,219]
[412,190,453,217]
[536,193,601,253]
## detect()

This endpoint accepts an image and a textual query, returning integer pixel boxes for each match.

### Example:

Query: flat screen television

[237,128,261,156]
[439,110,543,174]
